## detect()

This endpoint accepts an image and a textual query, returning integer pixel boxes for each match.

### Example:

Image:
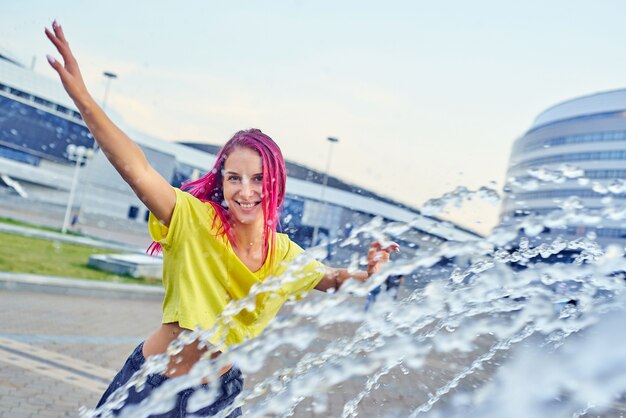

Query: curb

[0,272,164,301]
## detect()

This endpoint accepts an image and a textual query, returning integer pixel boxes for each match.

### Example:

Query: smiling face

[222,146,264,226]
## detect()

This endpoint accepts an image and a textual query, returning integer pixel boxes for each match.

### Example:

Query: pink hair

[148,129,286,266]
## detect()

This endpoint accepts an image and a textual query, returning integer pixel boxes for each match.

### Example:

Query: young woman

[45,21,398,417]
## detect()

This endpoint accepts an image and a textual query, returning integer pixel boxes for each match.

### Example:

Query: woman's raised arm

[45,21,176,226]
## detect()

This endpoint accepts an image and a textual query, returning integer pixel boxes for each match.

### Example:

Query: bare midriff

[143,322,232,380]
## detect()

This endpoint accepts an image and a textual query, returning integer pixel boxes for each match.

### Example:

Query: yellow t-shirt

[148,188,325,349]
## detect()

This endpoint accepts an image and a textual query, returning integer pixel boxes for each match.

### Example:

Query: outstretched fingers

[366,241,400,276]
[368,241,400,255]
[45,53,68,78]
[384,242,400,253]
[44,20,89,101]
[44,27,64,56]
[53,20,69,44]
[44,21,78,73]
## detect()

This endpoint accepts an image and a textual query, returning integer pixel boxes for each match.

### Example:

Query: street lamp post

[311,136,339,247]
[62,145,94,234]
[71,71,117,228]
[102,71,118,111]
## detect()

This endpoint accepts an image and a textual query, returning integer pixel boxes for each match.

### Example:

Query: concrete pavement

[0,288,160,417]
[0,272,163,300]
[0,206,622,416]
[1,285,421,418]
[0,280,443,418]
[3,276,626,417]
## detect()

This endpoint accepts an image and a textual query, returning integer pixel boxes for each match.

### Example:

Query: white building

[501,88,626,247]
[0,52,478,253]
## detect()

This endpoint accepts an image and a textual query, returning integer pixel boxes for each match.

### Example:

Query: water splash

[83,182,626,417]
[419,186,501,216]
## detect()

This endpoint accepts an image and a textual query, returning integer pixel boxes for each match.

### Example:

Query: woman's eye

[228,175,240,181]
[253,176,263,182]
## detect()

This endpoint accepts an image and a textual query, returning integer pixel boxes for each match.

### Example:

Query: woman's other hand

[367,241,399,277]
[45,20,89,102]
[315,241,400,292]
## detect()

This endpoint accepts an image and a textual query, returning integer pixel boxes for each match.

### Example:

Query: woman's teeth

[239,202,256,208]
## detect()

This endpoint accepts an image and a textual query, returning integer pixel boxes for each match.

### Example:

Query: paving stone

[0,288,511,417]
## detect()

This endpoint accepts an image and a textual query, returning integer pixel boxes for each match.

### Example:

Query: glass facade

[513,150,626,170]
[516,130,626,153]
[171,162,203,189]
[0,82,82,120]
[0,94,93,164]
[502,90,626,247]
[585,169,626,179]
[516,189,626,201]
[502,208,626,240]
[0,145,40,165]
[280,196,311,248]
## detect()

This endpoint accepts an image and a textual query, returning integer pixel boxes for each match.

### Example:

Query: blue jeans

[96,342,243,417]
[365,285,382,311]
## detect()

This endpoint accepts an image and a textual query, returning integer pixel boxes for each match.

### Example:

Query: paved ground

[4,284,626,417]
[1,203,625,417]
[0,286,487,418]
[0,290,159,417]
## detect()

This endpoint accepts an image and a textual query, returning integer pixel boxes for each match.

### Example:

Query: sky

[3,0,626,235]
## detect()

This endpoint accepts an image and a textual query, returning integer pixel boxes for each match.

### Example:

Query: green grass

[0,230,161,285]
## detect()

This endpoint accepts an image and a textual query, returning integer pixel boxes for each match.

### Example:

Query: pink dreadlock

[148,129,287,267]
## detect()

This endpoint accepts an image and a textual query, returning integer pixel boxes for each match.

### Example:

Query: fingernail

[52,20,58,28]
[46,54,56,65]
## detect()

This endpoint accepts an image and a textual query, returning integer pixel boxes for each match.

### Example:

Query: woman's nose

[240,178,253,198]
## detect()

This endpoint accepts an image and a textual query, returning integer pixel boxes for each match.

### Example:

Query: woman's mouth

[237,201,260,209]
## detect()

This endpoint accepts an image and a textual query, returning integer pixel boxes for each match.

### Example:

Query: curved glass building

[501,89,626,247]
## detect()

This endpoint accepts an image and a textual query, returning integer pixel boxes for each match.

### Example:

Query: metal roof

[532,88,626,129]
[0,54,77,111]
[0,55,479,242]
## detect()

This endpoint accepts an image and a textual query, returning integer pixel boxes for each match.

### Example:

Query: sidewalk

[0,272,163,300]
[0,288,161,417]
[2,216,624,417]
[0,282,422,418]
[0,214,164,415]
[4,272,626,417]
[0,269,481,418]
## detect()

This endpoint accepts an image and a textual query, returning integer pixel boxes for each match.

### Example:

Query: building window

[33,96,54,108]
[0,145,40,166]
[520,130,626,153]
[514,150,626,170]
[128,205,139,220]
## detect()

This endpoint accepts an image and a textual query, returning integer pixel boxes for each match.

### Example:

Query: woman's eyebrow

[223,170,262,176]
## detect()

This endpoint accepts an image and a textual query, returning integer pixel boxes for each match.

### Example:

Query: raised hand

[45,20,89,103]
[367,241,400,277]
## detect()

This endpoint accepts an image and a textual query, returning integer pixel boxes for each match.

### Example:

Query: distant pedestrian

[365,275,404,311]
[70,211,79,228]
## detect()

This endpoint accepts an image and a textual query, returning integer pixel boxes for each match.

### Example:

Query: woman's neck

[232,220,265,252]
